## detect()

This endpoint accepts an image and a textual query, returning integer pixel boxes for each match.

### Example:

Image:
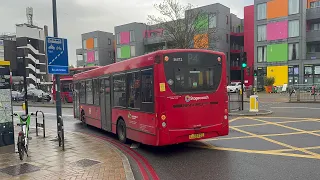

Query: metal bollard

[35,111,45,138]
[57,116,65,151]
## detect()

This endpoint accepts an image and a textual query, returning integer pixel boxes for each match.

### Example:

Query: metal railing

[35,111,45,138]
[228,92,242,112]
[289,84,320,102]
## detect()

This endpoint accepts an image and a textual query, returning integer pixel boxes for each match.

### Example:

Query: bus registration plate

[189,133,204,139]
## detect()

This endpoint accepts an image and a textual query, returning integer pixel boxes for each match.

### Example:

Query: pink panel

[87,51,95,63]
[267,21,288,41]
[143,29,164,38]
[120,32,130,44]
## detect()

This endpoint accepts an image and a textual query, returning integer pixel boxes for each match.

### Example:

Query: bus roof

[73,49,225,81]
[70,66,100,71]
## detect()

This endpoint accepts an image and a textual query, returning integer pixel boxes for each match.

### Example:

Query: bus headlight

[162,122,167,128]
[224,115,228,120]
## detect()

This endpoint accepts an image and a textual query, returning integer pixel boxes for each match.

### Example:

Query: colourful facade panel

[267,0,288,19]
[307,0,319,8]
[121,46,130,58]
[195,14,208,31]
[267,65,288,86]
[120,32,130,44]
[193,34,208,49]
[267,43,288,62]
[86,38,94,49]
[87,51,95,63]
[267,21,288,41]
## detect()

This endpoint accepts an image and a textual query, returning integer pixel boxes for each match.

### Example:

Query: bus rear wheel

[117,119,127,143]
[80,111,86,124]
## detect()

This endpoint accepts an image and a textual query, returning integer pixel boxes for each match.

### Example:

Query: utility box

[249,95,259,112]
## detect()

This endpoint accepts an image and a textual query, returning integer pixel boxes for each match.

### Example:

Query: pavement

[0,128,134,180]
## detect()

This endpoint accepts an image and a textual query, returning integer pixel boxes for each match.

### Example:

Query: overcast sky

[0,0,253,66]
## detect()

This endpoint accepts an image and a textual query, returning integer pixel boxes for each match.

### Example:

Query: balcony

[230,44,244,53]
[306,52,320,60]
[307,7,320,20]
[306,30,320,42]
[144,36,166,45]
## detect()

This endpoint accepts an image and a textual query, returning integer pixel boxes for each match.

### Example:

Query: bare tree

[148,0,220,49]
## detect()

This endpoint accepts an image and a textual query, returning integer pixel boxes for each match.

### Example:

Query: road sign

[46,37,69,74]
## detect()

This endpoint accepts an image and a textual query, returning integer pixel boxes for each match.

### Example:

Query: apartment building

[114,3,250,83]
[15,23,48,88]
[77,31,115,67]
[254,0,307,89]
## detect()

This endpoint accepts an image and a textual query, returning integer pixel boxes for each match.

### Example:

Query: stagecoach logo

[128,112,138,120]
[185,95,209,102]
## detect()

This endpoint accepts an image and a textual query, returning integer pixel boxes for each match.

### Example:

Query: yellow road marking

[254,116,320,120]
[232,118,320,128]
[268,146,320,153]
[248,117,320,138]
[202,130,320,141]
[229,117,242,123]
[230,126,320,157]
[188,143,320,160]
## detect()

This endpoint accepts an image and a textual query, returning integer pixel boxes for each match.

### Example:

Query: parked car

[11,91,24,101]
[23,88,51,102]
[227,82,246,93]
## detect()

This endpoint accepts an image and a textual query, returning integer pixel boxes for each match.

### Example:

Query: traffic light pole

[240,60,244,111]
[52,0,62,137]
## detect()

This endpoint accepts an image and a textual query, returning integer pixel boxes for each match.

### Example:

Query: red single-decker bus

[73,49,228,146]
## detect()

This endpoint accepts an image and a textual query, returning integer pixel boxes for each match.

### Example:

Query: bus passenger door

[73,83,80,118]
[100,78,112,132]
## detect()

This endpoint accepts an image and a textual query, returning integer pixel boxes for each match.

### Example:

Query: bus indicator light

[160,83,166,92]
[161,115,166,120]
[217,57,221,62]
[164,56,169,62]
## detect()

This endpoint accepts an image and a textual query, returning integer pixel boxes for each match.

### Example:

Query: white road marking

[271,107,320,110]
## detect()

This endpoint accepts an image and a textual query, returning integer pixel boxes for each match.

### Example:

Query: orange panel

[267,0,288,19]
[308,0,320,8]
[194,34,208,49]
[86,38,94,49]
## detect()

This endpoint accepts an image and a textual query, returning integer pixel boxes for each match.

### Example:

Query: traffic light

[241,52,247,68]
[246,67,251,76]
[253,70,258,76]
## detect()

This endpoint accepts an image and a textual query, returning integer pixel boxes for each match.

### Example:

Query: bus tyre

[117,119,127,143]
[81,111,86,125]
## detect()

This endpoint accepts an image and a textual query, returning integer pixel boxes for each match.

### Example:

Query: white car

[227,82,245,93]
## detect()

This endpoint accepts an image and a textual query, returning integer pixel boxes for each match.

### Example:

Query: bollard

[35,111,45,138]
[57,116,65,151]
[249,95,259,112]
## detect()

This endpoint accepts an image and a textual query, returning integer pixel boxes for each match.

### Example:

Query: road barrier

[57,116,65,151]
[35,111,45,138]
[228,92,242,112]
[289,84,320,102]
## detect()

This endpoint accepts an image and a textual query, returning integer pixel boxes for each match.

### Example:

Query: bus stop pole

[52,0,62,136]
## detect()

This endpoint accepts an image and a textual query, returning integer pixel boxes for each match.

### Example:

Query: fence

[228,92,242,112]
[289,84,320,102]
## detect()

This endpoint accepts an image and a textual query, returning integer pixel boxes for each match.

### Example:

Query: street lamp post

[52,0,62,135]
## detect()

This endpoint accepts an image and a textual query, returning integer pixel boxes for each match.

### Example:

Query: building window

[95,51,99,61]
[208,14,217,28]
[80,81,86,103]
[108,38,111,45]
[257,46,267,62]
[226,34,229,43]
[130,45,135,57]
[77,55,83,61]
[311,23,320,31]
[257,25,266,41]
[93,79,100,105]
[113,74,126,107]
[289,20,299,38]
[116,33,120,44]
[127,71,141,109]
[304,66,313,84]
[257,3,267,20]
[289,0,299,15]
[83,40,86,49]
[141,68,154,112]
[86,80,93,104]
[310,1,320,8]
[288,65,299,85]
[307,43,320,52]
[117,47,121,58]
[83,52,87,62]
[94,38,98,48]
[130,31,135,42]
[226,15,228,24]
[288,43,299,60]
[108,51,111,57]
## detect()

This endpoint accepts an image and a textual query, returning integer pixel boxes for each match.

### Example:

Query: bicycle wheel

[17,142,24,160]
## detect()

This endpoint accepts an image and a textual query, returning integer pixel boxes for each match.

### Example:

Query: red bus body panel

[73,49,228,146]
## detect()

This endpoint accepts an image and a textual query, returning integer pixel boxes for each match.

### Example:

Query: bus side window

[141,69,154,113]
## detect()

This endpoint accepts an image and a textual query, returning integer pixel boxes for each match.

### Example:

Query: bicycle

[12,113,34,160]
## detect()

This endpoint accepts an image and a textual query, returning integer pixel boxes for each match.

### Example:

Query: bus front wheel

[117,119,127,143]
[80,110,86,124]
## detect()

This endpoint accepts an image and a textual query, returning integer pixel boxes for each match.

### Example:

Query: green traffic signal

[242,63,247,68]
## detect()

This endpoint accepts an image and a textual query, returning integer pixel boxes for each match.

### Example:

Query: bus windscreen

[163,52,222,94]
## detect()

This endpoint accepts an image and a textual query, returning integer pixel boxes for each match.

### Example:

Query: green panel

[267,43,288,62]
[86,63,94,67]
[194,13,208,31]
[121,46,130,58]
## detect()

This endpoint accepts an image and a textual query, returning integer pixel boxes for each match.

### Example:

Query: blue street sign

[46,37,69,74]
